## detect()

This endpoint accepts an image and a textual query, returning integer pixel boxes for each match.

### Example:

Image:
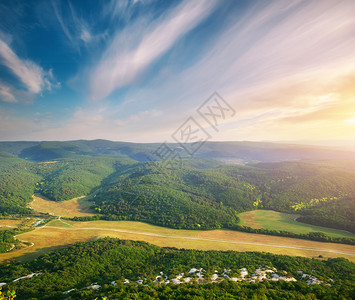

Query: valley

[1,217,354,264]
[0,141,354,299]
[2,0,355,297]
[2,190,353,264]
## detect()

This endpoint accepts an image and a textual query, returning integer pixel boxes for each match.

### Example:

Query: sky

[0,0,355,147]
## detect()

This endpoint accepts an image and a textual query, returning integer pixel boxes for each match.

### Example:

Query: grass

[2,202,354,264]
[1,219,354,263]
[0,219,23,230]
[237,211,263,229]
[47,219,74,228]
[30,194,354,239]
[30,194,95,218]
[238,210,355,239]
[71,220,201,237]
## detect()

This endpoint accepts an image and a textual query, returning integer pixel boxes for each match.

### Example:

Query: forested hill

[0,238,354,299]
[0,139,354,162]
[1,153,354,233]
[90,159,355,232]
[0,155,135,214]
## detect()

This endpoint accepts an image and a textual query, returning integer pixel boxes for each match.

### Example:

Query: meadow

[0,218,354,264]
[0,219,22,230]
[1,196,354,264]
[238,210,355,239]
[29,195,355,241]
[30,194,95,218]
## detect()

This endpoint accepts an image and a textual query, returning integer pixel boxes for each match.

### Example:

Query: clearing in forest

[29,194,95,218]
[0,219,23,230]
[1,220,354,263]
[238,210,354,239]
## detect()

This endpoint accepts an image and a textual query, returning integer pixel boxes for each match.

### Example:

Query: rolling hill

[0,140,354,162]
[0,142,354,234]
[0,154,355,232]
[89,159,355,233]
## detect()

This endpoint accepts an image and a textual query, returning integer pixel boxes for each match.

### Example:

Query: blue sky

[0,0,355,146]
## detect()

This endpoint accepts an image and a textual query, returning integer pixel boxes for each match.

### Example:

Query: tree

[0,288,16,300]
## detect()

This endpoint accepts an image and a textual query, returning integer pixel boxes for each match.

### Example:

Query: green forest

[1,154,355,235]
[0,230,16,253]
[89,159,355,233]
[0,155,134,211]
[2,140,354,163]
[0,238,354,299]
[0,142,355,298]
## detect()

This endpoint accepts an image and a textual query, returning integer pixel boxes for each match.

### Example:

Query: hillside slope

[0,154,354,233]
[91,159,355,232]
[0,156,135,214]
[0,238,354,299]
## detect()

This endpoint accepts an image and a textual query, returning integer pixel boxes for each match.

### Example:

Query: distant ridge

[0,139,354,162]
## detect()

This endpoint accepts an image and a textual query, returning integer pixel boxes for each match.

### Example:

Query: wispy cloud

[90,0,217,101]
[51,0,106,51]
[102,0,141,24]
[92,0,355,143]
[115,109,162,126]
[36,0,355,143]
[175,0,355,101]
[0,38,57,101]
[51,0,75,46]
[1,0,355,145]
[0,82,16,103]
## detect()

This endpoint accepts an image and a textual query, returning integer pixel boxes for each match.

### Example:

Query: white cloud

[51,0,107,50]
[80,29,92,44]
[0,39,57,102]
[3,0,355,145]
[0,82,16,103]
[173,0,355,101]
[95,0,355,143]
[115,109,162,126]
[102,0,140,23]
[51,0,74,46]
[90,0,217,101]
[0,39,55,94]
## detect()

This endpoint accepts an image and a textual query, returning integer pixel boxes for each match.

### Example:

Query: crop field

[1,219,354,264]
[29,194,95,218]
[238,210,355,239]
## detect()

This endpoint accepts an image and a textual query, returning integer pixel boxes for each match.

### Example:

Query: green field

[238,210,355,239]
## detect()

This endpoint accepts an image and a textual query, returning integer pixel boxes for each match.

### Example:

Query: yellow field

[1,219,354,263]
[0,219,23,230]
[3,201,354,263]
[29,194,95,218]
[237,210,263,228]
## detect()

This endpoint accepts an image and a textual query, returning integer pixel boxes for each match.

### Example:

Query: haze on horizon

[0,0,355,147]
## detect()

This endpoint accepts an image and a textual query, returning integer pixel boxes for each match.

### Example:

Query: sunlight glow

[345,117,355,124]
